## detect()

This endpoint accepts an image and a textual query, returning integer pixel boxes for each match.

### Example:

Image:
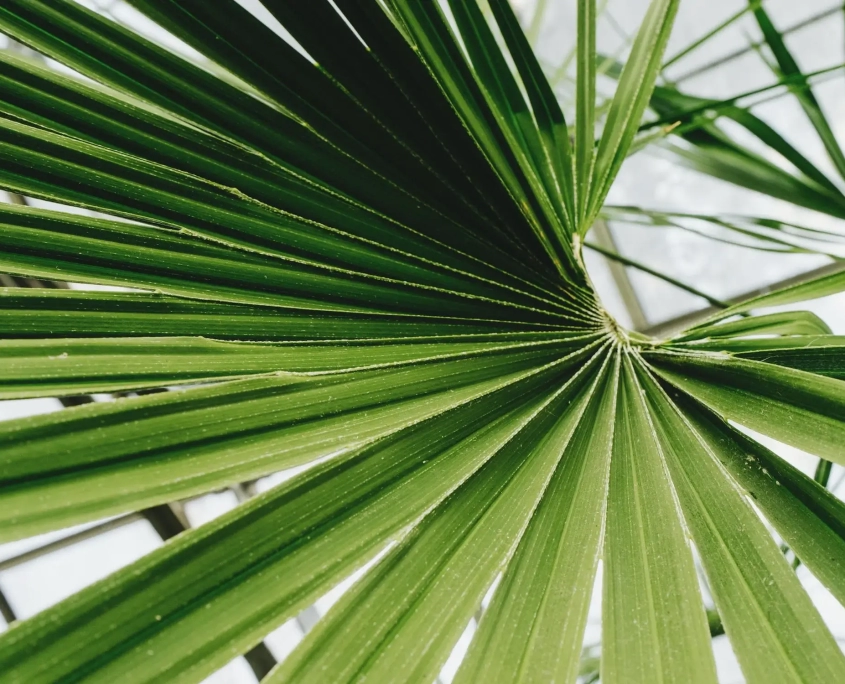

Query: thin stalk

[663,0,763,70]
[642,261,845,336]
[526,0,550,45]
[591,220,649,329]
[584,241,729,309]
[641,61,845,132]
[551,0,613,86]
[671,3,842,84]
[576,0,597,227]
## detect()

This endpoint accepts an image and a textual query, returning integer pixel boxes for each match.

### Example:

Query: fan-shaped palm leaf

[1,2,844,683]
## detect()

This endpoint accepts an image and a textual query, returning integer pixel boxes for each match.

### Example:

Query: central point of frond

[574,231,655,349]
[599,309,656,351]
[601,309,629,343]
[572,233,624,344]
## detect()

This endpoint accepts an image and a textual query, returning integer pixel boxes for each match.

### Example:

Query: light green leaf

[673,311,832,344]
[586,0,680,226]
[575,0,596,227]
[0,368,575,684]
[670,392,845,607]
[455,351,619,684]
[0,333,595,399]
[1,345,594,540]
[1,1,844,682]
[735,341,845,379]
[270,350,607,683]
[646,350,845,464]
[637,364,845,683]
[601,356,716,683]
[0,288,568,341]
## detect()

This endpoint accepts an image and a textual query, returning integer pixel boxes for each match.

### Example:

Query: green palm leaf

[1,2,844,683]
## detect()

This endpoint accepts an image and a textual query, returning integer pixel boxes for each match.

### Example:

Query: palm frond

[0,2,844,683]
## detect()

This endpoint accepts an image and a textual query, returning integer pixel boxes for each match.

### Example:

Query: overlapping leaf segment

[0,1,844,682]
[611,1,845,256]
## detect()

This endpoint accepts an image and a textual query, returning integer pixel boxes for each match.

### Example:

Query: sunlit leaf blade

[637,364,845,683]
[673,311,832,344]
[0,289,568,340]
[751,2,845,182]
[575,0,596,227]
[587,0,680,226]
[2,345,597,540]
[735,341,845,379]
[455,352,619,684]
[0,375,571,683]
[601,356,716,684]
[0,334,594,399]
[646,350,845,464]
[671,392,845,606]
[270,350,606,683]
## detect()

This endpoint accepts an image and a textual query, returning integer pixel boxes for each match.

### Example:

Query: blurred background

[1,1,844,682]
